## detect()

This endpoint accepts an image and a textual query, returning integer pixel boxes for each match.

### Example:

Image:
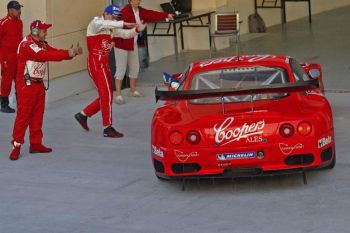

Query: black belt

[30,78,43,83]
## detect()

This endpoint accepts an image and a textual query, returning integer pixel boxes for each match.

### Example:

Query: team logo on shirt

[101,39,112,51]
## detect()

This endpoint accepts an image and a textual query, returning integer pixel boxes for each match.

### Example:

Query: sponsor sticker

[214,117,265,146]
[174,150,199,162]
[279,143,304,156]
[246,136,267,143]
[216,152,256,161]
[151,145,164,158]
[217,161,231,168]
[29,43,42,53]
[199,57,236,68]
[318,136,332,148]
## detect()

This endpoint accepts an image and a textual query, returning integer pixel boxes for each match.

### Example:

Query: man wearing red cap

[74,4,146,138]
[0,1,23,113]
[9,20,83,160]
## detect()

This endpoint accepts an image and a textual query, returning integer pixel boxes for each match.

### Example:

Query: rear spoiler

[155,79,319,102]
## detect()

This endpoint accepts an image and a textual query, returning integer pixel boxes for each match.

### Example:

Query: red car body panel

[151,55,335,178]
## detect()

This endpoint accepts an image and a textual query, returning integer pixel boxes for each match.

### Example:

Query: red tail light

[297,121,312,136]
[279,123,295,138]
[169,131,183,145]
[186,130,201,145]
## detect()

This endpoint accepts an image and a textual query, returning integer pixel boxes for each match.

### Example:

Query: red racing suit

[11,35,71,145]
[0,14,23,97]
[83,16,138,127]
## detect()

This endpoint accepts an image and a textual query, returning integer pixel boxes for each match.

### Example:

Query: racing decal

[101,39,112,51]
[25,61,46,79]
[29,43,42,53]
[246,136,267,143]
[217,161,231,168]
[151,145,164,158]
[318,136,332,148]
[214,117,265,146]
[174,150,199,162]
[199,57,236,68]
[246,55,276,62]
[217,152,256,160]
[306,90,325,97]
[199,55,277,68]
[279,143,304,156]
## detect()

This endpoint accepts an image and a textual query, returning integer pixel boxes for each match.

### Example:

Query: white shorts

[114,44,139,80]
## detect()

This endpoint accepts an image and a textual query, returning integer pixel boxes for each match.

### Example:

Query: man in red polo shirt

[9,20,82,160]
[0,1,23,113]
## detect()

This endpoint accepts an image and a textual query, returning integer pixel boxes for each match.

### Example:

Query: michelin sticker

[217,152,256,160]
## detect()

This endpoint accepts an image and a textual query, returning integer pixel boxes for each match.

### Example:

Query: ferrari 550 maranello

[151,55,335,180]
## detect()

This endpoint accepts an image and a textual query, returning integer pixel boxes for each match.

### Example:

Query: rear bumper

[154,160,333,180]
[151,141,335,178]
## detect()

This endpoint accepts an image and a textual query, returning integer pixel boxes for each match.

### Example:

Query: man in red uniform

[9,20,82,160]
[74,4,146,138]
[0,1,23,113]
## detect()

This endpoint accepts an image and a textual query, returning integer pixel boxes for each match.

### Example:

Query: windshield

[189,66,289,104]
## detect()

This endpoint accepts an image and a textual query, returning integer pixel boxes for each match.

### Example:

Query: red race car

[151,55,335,181]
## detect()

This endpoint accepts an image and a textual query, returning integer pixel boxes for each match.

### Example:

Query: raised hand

[68,43,83,57]
[75,42,83,55]
[167,14,174,21]
[68,44,75,57]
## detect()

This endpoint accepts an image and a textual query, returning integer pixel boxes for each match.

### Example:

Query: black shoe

[74,112,89,131]
[1,105,15,113]
[0,96,15,113]
[103,126,124,138]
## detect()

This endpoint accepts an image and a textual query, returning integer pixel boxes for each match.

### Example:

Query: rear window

[189,66,289,104]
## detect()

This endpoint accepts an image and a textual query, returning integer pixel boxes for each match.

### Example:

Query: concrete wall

[46,0,105,80]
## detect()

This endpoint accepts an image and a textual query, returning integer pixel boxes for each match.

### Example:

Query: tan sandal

[129,90,143,97]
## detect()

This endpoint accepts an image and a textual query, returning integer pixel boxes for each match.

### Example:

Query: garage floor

[1,5,350,233]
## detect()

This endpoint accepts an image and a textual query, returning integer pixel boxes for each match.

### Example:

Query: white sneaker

[114,95,125,105]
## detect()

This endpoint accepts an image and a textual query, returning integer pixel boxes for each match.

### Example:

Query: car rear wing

[155,79,319,102]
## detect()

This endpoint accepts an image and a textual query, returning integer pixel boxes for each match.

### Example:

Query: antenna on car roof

[220,96,226,115]
[250,95,254,112]
[237,55,241,62]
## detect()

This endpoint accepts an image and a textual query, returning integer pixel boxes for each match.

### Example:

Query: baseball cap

[104,4,121,17]
[30,20,52,31]
[7,1,23,10]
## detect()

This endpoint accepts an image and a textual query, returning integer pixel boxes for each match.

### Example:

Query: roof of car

[191,55,290,72]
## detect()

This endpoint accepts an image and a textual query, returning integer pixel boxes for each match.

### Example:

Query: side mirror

[309,69,321,79]
[163,72,180,90]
